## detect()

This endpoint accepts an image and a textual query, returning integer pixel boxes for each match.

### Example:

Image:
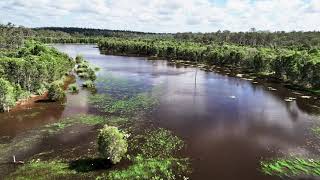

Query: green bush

[36,84,47,95]
[0,78,16,112]
[48,83,65,101]
[98,125,128,164]
[82,80,95,88]
[75,54,84,64]
[68,83,79,93]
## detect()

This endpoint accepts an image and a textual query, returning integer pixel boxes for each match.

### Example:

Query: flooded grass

[132,128,184,158]
[42,115,106,134]
[261,158,320,178]
[5,76,190,179]
[261,124,320,178]
[0,132,42,163]
[6,126,190,180]
[5,160,77,180]
[89,92,159,116]
[99,155,190,180]
[98,128,191,180]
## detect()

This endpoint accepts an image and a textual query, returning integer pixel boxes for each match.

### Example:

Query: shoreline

[99,50,320,98]
[7,75,75,113]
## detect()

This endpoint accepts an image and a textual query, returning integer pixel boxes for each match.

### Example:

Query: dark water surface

[1,44,320,180]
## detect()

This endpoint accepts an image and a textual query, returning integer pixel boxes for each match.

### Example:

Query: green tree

[0,78,16,112]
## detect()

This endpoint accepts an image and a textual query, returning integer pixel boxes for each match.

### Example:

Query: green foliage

[140,128,184,158]
[0,78,16,112]
[47,82,65,101]
[36,84,47,95]
[75,54,84,64]
[44,115,106,134]
[89,93,158,115]
[0,40,75,110]
[75,59,97,81]
[107,94,158,115]
[100,128,190,180]
[82,80,95,88]
[6,160,76,180]
[261,158,320,177]
[100,156,188,180]
[68,83,79,93]
[98,125,128,164]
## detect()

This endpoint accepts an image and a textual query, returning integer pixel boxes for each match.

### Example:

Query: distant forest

[1,23,320,50]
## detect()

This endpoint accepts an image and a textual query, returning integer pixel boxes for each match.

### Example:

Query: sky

[0,0,320,33]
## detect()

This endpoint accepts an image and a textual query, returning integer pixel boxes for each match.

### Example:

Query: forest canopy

[0,40,75,111]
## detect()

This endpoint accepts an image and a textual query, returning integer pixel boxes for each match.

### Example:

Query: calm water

[1,44,320,179]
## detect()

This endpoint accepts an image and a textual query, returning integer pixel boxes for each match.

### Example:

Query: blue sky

[0,0,319,33]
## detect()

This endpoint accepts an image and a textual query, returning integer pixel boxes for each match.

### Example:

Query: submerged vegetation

[261,124,320,178]
[261,158,320,178]
[6,160,77,180]
[98,128,190,180]
[101,155,189,180]
[5,72,190,179]
[6,114,190,179]
[74,54,98,89]
[89,92,158,115]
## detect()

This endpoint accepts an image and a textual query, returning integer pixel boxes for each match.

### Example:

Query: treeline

[174,30,320,49]
[35,27,172,39]
[0,41,75,111]
[2,22,320,50]
[37,26,320,49]
[0,23,72,50]
[98,38,320,88]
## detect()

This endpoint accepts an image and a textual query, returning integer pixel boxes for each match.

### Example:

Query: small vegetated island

[1,23,320,179]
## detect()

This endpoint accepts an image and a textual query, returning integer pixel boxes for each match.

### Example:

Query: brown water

[1,44,320,179]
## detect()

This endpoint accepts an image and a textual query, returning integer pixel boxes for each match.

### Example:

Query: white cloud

[0,0,320,32]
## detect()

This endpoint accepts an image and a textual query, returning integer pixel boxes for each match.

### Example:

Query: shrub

[36,84,47,95]
[98,125,128,164]
[68,83,79,93]
[87,69,97,81]
[48,83,65,101]
[82,80,95,88]
[0,78,16,112]
[75,54,84,64]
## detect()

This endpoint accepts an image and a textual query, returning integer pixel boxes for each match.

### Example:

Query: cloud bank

[0,0,319,32]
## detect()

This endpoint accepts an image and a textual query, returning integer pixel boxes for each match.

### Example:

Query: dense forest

[0,40,75,111]
[2,23,320,49]
[37,26,320,49]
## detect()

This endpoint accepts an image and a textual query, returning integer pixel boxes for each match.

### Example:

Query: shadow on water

[69,158,113,172]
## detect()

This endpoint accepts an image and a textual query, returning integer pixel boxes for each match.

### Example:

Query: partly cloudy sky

[0,0,320,33]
